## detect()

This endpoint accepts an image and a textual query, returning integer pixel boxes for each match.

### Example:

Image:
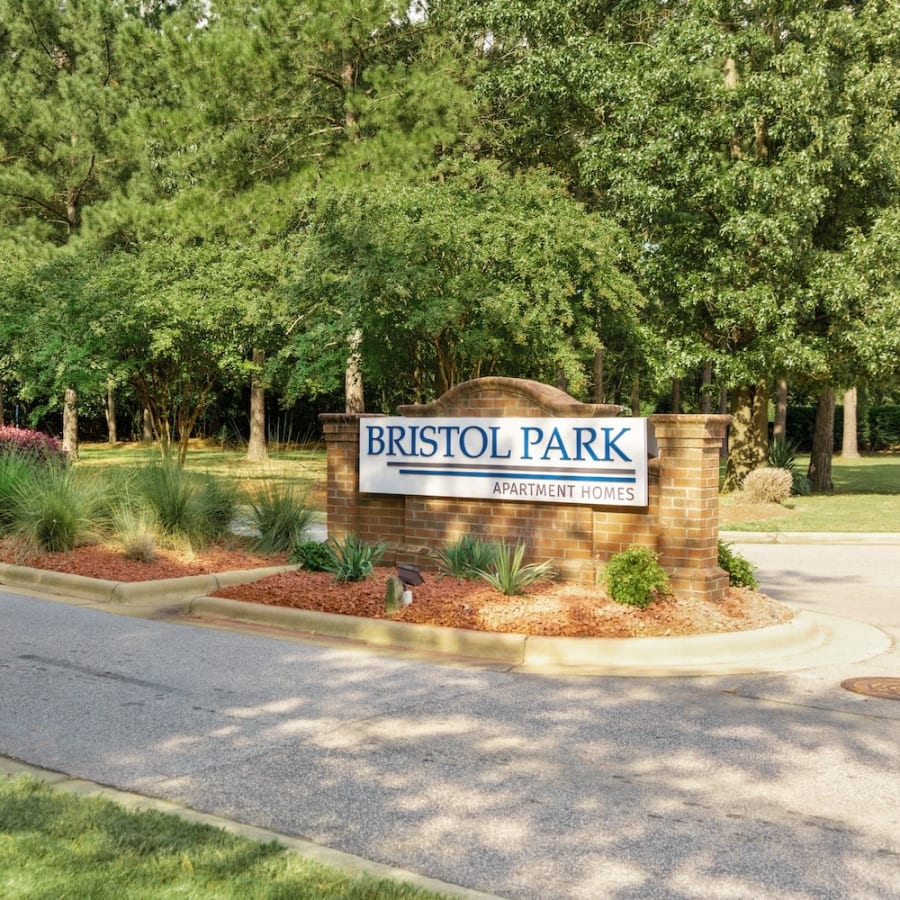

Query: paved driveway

[1,542,898,899]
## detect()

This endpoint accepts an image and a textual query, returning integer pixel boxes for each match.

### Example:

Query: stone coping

[0,562,889,677]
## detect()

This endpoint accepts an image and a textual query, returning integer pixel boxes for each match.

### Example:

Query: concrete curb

[0,757,502,900]
[188,595,891,677]
[720,531,900,545]
[0,563,297,607]
[2,561,891,677]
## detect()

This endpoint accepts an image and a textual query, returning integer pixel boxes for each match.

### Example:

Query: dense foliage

[0,0,897,481]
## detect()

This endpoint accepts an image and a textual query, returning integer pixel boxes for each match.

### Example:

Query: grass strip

[0,774,447,900]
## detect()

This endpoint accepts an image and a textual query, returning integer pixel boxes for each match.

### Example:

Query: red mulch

[0,538,793,638]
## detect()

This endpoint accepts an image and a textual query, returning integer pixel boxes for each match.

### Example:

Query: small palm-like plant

[478,541,556,596]
[323,534,388,583]
[433,535,499,579]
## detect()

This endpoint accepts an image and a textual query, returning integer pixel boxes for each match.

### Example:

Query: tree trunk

[808,387,835,492]
[555,367,568,393]
[62,388,78,460]
[592,346,605,404]
[723,382,768,492]
[142,407,153,442]
[246,348,269,462]
[773,378,788,444]
[345,328,365,414]
[671,378,682,414]
[700,362,712,414]
[105,378,117,444]
[0,382,4,426]
[630,377,640,416]
[841,386,860,458]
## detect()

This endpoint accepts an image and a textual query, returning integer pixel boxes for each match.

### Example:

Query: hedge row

[785,405,900,452]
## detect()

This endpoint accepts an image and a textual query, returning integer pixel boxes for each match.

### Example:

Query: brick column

[650,414,731,602]
[320,413,364,540]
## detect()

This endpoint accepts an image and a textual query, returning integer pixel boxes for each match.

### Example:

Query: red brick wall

[321,378,730,601]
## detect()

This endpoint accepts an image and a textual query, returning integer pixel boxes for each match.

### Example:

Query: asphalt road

[1,541,898,900]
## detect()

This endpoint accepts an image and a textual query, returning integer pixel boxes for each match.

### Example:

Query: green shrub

[291,540,332,571]
[717,541,759,589]
[433,535,499,579]
[323,534,387,582]
[247,484,315,554]
[603,546,669,609]
[478,541,556,596]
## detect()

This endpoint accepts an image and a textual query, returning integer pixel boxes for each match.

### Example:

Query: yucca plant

[247,483,315,555]
[432,535,500,579]
[478,541,556,596]
[323,534,387,583]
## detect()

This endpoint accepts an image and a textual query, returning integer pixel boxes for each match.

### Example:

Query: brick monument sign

[321,377,731,603]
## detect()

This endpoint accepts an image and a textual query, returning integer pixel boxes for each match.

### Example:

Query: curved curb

[187,595,891,676]
[0,563,297,607]
[720,531,900,545]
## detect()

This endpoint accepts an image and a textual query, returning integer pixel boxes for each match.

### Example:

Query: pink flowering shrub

[0,426,65,463]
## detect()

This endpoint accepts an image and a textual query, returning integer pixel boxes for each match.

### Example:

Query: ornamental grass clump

[137,464,239,549]
[433,535,499,579]
[0,451,41,534]
[247,483,315,555]
[741,467,793,505]
[323,534,387,582]
[603,546,669,609]
[12,467,114,553]
[478,541,556,596]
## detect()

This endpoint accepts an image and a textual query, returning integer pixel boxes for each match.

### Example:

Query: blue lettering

[489,426,512,459]
[574,427,600,462]
[521,426,543,460]
[418,425,438,457]
[459,426,488,459]
[387,425,409,457]
[540,426,571,461]
[367,426,385,456]
[603,427,631,462]
[439,425,461,457]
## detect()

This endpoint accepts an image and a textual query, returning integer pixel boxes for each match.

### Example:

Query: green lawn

[722,454,900,532]
[75,441,328,508]
[0,775,446,900]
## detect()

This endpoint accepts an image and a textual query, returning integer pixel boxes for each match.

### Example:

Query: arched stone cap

[398,377,622,418]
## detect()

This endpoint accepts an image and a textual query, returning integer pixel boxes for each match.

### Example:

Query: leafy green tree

[280,161,644,410]
[444,0,900,490]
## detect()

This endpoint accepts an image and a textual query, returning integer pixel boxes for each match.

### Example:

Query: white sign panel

[359,417,648,507]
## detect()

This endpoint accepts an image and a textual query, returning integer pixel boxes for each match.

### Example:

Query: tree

[444,0,900,490]
[280,161,644,410]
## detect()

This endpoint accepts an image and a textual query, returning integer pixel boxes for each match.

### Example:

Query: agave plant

[478,541,556,596]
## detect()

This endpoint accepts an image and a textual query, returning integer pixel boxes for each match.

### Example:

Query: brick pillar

[650,414,731,602]
[320,413,364,540]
